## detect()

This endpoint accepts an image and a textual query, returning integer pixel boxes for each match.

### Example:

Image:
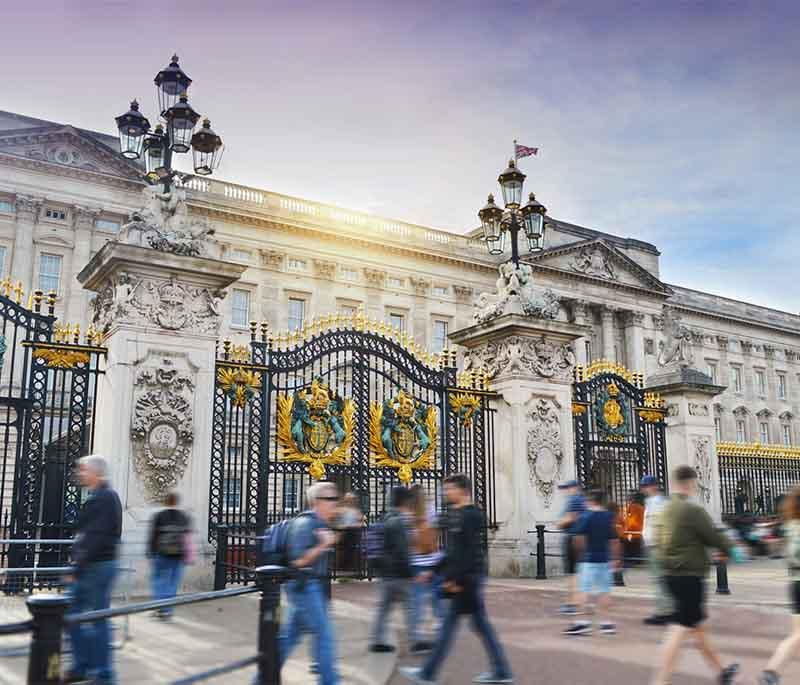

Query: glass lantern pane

[502,181,522,207]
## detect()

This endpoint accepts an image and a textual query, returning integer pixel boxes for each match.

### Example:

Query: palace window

[778,373,787,400]
[0,200,13,213]
[231,248,252,262]
[38,253,62,294]
[287,258,307,272]
[759,422,770,444]
[705,362,717,384]
[44,208,66,221]
[95,218,120,233]
[231,289,251,328]
[389,312,405,332]
[736,420,747,443]
[0,245,6,278]
[714,417,722,442]
[756,370,766,395]
[288,298,306,331]
[432,319,449,354]
[783,424,793,446]
[731,366,742,393]
[223,475,242,511]
[433,285,448,297]
[387,276,404,289]
[585,340,593,363]
[341,267,359,282]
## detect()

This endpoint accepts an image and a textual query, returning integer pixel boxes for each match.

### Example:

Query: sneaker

[562,621,592,636]
[559,603,577,615]
[720,664,739,685]
[410,641,435,655]
[368,643,396,653]
[758,670,780,685]
[600,623,616,635]
[309,662,319,674]
[62,674,90,684]
[473,674,514,683]
[399,666,438,684]
[643,614,669,626]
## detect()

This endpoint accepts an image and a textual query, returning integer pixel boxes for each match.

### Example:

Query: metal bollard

[26,594,70,685]
[715,560,731,595]
[214,524,229,591]
[256,565,288,685]
[535,525,547,580]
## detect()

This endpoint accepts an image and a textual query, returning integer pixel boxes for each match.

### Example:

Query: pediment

[526,238,672,295]
[0,125,142,180]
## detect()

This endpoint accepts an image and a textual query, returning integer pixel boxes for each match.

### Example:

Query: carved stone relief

[569,246,616,280]
[474,262,561,324]
[364,268,386,288]
[688,403,710,417]
[313,259,336,280]
[91,272,225,335]
[73,205,100,229]
[657,307,694,368]
[666,403,680,417]
[14,195,43,221]
[526,399,564,507]
[453,285,474,303]
[259,249,285,269]
[644,338,655,355]
[464,335,576,381]
[410,277,431,296]
[693,436,713,504]
[131,360,195,501]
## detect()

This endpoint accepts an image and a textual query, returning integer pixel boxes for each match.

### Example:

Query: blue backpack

[260,513,311,567]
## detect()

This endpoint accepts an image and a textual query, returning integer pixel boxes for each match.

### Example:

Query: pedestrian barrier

[530,526,734,594]
[0,565,289,685]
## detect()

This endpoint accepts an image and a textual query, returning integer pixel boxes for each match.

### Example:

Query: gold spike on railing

[1,278,11,297]
[260,321,269,342]
[46,291,57,316]
[14,281,24,304]
[32,290,43,314]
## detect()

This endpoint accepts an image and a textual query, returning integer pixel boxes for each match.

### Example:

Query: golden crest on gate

[594,381,629,442]
[277,379,354,480]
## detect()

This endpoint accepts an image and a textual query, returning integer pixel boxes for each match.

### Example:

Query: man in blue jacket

[65,455,122,685]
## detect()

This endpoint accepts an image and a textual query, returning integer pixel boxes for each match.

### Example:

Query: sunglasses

[318,495,339,501]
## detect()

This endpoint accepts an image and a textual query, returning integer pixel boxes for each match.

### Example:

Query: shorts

[792,580,800,615]
[579,562,612,595]
[563,537,578,575]
[666,575,706,628]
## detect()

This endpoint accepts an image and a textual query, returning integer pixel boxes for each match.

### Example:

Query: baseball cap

[640,475,658,487]
[558,480,579,490]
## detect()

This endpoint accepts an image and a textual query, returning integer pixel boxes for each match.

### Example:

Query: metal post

[214,524,229,591]
[613,568,625,587]
[509,214,521,266]
[26,594,70,685]
[535,525,547,580]
[256,565,288,685]
[715,560,731,595]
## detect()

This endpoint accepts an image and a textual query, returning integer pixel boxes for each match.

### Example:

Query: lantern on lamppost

[115,101,150,160]
[191,119,224,176]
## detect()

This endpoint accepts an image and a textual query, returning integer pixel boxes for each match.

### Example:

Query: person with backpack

[400,474,513,684]
[148,491,191,619]
[758,486,800,685]
[273,481,341,685]
[370,486,433,655]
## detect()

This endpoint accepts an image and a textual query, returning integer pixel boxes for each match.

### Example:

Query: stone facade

[0,110,798,475]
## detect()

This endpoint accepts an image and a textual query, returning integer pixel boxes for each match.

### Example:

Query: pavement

[0,559,797,685]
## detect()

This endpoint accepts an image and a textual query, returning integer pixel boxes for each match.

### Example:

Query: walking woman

[759,486,800,685]
[409,484,444,635]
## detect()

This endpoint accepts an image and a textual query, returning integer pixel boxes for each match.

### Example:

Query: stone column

[78,241,245,591]
[451,314,590,576]
[570,299,591,366]
[312,259,337,316]
[12,195,43,289]
[623,310,646,373]
[410,277,431,348]
[364,268,386,321]
[648,367,726,520]
[67,206,99,323]
[600,306,616,361]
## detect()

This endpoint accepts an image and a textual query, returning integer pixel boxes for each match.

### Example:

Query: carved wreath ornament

[131,364,194,501]
[527,399,564,507]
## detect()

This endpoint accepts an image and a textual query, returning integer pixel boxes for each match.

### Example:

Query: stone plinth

[78,241,245,590]
[451,313,590,577]
[647,366,726,520]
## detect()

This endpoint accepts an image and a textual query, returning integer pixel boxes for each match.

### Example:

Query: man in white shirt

[641,475,673,625]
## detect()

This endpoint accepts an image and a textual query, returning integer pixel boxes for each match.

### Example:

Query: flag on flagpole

[514,141,539,160]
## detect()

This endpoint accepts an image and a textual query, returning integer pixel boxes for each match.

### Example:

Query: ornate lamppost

[114,55,224,191]
[478,159,548,265]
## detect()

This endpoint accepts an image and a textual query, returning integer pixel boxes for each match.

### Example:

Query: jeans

[371,576,419,646]
[280,579,339,685]
[68,560,118,683]
[411,566,443,630]
[151,555,185,615]
[422,578,512,681]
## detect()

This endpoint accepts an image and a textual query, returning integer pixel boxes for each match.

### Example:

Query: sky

[1,1,798,312]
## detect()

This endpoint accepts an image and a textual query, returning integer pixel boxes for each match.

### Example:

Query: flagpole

[512,139,517,161]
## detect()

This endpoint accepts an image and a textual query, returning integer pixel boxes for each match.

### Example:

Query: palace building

[1,108,799,526]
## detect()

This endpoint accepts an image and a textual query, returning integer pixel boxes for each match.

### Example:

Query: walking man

[557,480,586,615]
[65,455,122,685]
[651,466,738,685]
[563,489,621,636]
[148,491,191,619]
[370,486,433,655]
[400,474,513,684]
[640,475,673,625]
[280,481,340,685]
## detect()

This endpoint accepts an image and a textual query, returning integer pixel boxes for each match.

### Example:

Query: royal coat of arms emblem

[277,379,354,479]
[370,390,438,484]
[594,381,629,442]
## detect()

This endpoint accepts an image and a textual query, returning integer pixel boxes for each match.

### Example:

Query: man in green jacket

[651,465,738,685]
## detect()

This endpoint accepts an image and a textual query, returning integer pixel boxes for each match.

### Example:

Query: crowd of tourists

[59,455,800,685]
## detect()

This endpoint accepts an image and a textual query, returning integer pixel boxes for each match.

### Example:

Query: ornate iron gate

[0,285,105,583]
[572,361,667,505]
[209,313,496,585]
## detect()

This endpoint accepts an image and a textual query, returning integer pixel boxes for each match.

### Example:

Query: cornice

[526,262,672,300]
[0,151,143,192]
[667,302,800,340]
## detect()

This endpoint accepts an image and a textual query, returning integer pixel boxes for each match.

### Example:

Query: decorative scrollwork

[370,390,438,484]
[449,392,482,428]
[217,366,262,408]
[277,379,354,480]
[32,348,90,369]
